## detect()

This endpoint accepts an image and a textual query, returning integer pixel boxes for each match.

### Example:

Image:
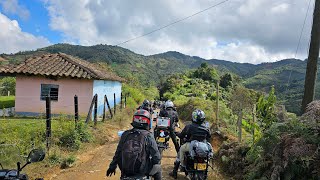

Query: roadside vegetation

[160,62,320,179]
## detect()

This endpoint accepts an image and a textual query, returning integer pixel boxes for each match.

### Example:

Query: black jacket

[109,128,161,172]
[179,122,211,142]
[159,108,179,126]
[137,105,154,114]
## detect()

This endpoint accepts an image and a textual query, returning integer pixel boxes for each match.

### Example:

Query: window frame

[40,84,59,101]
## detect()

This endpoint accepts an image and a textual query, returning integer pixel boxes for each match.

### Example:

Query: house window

[41,84,59,101]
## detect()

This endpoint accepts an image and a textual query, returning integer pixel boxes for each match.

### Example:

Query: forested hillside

[2,43,320,114]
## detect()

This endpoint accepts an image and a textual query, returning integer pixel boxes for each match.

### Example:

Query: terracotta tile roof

[0,53,124,82]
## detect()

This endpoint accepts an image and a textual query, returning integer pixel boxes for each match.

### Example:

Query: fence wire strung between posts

[0,92,129,156]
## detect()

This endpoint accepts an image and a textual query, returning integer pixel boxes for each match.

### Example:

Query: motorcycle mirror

[27,149,45,163]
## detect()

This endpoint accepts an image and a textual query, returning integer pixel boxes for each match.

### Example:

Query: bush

[61,155,76,169]
[0,77,15,96]
[0,96,15,108]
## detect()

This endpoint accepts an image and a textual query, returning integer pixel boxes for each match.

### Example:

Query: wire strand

[115,0,231,46]
[286,0,313,89]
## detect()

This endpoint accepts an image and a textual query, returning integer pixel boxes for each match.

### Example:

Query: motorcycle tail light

[197,157,205,163]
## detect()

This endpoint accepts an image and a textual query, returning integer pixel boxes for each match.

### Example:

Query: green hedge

[0,96,15,108]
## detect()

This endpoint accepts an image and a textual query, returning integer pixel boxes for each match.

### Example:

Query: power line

[115,0,231,46]
[286,0,313,89]
[294,0,313,58]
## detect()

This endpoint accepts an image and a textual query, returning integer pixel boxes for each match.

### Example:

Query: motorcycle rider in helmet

[138,99,154,114]
[169,109,211,179]
[158,100,180,153]
[106,109,162,179]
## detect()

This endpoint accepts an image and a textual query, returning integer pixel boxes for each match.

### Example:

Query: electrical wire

[286,0,313,90]
[115,0,231,46]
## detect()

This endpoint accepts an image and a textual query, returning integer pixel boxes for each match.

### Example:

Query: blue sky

[0,0,61,44]
[0,0,313,63]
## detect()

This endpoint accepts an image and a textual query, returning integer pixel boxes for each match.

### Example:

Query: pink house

[0,53,124,116]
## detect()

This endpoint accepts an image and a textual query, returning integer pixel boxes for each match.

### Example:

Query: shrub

[61,155,76,169]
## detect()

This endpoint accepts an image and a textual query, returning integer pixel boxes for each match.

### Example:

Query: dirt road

[49,111,225,180]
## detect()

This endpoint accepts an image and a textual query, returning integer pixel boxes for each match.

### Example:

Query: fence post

[74,95,79,129]
[120,92,123,110]
[102,94,106,121]
[94,94,98,126]
[86,94,97,123]
[46,96,51,152]
[252,104,256,143]
[106,95,113,119]
[124,95,127,108]
[216,81,219,129]
[114,93,116,115]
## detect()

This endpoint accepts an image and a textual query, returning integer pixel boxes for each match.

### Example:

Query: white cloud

[0,0,30,20]
[44,0,312,63]
[0,13,50,53]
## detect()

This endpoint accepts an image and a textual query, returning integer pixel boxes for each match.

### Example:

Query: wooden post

[302,0,320,113]
[114,93,116,115]
[74,95,79,129]
[124,95,127,108]
[216,81,219,128]
[237,110,243,142]
[252,104,256,143]
[102,94,106,121]
[94,95,98,126]
[46,96,52,152]
[105,95,113,118]
[86,94,97,123]
[120,92,123,110]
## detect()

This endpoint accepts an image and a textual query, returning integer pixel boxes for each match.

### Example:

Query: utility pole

[302,0,320,113]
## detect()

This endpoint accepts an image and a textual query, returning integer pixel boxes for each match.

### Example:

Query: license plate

[194,163,207,170]
[157,137,165,142]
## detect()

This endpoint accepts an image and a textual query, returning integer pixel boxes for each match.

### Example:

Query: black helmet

[132,109,151,130]
[143,99,150,106]
[192,109,206,124]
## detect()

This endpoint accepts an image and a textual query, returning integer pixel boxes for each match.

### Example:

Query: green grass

[0,96,15,108]
[0,118,86,168]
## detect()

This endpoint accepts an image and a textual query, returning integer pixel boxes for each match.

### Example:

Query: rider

[138,99,154,114]
[170,109,211,179]
[158,100,180,153]
[106,109,162,179]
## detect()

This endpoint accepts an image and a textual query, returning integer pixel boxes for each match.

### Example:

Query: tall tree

[302,0,320,113]
[230,86,255,142]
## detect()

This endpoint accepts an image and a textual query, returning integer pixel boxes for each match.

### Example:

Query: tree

[230,85,256,142]
[256,86,277,130]
[0,77,16,96]
[220,73,233,89]
[193,63,219,82]
[200,62,208,68]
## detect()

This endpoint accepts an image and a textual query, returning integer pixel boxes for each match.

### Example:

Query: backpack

[121,129,150,176]
[166,109,177,126]
[189,140,213,158]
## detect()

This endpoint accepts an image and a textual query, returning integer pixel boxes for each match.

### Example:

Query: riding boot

[169,161,180,179]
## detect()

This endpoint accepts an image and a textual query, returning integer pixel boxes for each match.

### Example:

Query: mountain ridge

[2,43,319,114]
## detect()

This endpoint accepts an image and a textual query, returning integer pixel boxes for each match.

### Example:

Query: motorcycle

[183,150,211,180]
[175,124,213,180]
[154,117,171,156]
[0,144,45,180]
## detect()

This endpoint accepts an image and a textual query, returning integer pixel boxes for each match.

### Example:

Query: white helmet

[165,100,174,109]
